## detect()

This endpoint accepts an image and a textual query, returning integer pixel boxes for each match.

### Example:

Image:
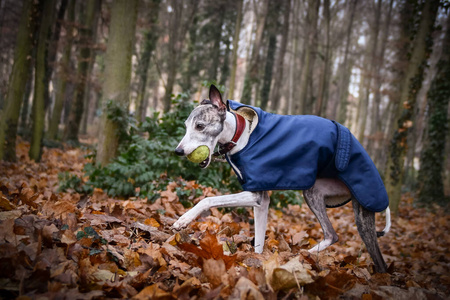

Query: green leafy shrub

[59,91,302,208]
[73,93,240,200]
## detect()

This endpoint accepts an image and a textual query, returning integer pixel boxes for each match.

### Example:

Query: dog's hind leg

[352,199,387,273]
[304,178,353,253]
[304,179,343,253]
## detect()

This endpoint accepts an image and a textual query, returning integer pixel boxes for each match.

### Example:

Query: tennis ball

[187,145,210,163]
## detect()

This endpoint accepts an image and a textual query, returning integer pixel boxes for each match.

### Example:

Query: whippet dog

[173,85,391,273]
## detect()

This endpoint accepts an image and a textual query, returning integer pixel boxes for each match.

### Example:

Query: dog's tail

[376,207,391,237]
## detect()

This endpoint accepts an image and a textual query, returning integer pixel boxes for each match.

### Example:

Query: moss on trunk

[96,0,138,166]
[0,0,36,161]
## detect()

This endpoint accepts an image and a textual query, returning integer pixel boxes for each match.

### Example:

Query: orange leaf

[178,232,236,269]
[144,218,161,227]
[199,231,224,260]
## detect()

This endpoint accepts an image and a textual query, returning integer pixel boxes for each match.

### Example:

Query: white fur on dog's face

[176,104,225,168]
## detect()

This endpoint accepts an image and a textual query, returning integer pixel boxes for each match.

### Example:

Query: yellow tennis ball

[187,145,210,163]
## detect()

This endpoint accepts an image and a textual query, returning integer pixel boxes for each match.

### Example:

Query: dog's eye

[195,123,205,131]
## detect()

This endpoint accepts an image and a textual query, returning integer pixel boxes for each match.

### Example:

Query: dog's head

[175,85,227,168]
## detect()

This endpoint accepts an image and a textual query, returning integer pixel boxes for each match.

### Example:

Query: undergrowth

[59,90,302,208]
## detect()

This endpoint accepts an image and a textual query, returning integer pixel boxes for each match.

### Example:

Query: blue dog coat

[225,100,389,213]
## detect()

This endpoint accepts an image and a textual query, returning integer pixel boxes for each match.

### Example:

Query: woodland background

[0,0,449,299]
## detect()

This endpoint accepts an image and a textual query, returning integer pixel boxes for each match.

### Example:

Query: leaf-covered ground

[0,142,449,299]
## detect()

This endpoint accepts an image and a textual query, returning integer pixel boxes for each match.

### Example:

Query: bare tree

[29,0,56,162]
[228,0,244,100]
[385,0,440,216]
[296,0,320,115]
[418,13,450,205]
[0,0,37,161]
[241,0,269,104]
[96,0,138,166]
[64,0,100,143]
[162,0,197,112]
[47,0,75,140]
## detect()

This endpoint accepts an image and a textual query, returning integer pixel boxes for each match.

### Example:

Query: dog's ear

[209,85,226,112]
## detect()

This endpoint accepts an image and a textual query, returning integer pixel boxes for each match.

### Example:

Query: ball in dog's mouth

[187,145,210,163]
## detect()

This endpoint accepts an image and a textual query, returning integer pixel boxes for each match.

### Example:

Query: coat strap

[333,121,352,172]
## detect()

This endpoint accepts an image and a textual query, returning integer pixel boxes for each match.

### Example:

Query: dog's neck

[218,111,251,155]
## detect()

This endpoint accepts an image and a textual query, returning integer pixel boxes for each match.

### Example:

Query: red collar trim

[214,113,246,156]
[231,113,246,145]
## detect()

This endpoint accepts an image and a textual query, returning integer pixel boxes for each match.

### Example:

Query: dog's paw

[172,216,191,231]
[308,238,335,253]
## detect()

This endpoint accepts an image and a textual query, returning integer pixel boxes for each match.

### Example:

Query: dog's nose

[174,147,184,156]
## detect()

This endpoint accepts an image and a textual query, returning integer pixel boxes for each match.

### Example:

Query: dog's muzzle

[174,147,184,156]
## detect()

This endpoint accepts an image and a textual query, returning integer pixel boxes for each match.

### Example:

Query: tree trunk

[180,14,198,93]
[19,63,34,135]
[357,0,382,145]
[335,0,358,123]
[220,39,231,87]
[297,0,320,115]
[368,0,394,165]
[260,0,280,110]
[47,0,75,140]
[241,0,269,104]
[269,0,290,112]
[163,1,181,113]
[417,13,450,205]
[162,0,197,112]
[64,0,99,143]
[96,0,138,166]
[135,0,161,123]
[315,0,330,116]
[0,0,37,161]
[228,0,243,100]
[208,1,226,81]
[80,0,101,136]
[45,0,68,127]
[29,0,56,162]
[385,0,439,216]
[286,0,300,115]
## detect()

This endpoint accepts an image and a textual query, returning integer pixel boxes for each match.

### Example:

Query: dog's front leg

[172,191,264,230]
[253,191,270,253]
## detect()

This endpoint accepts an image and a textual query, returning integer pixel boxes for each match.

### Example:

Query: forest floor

[0,141,449,299]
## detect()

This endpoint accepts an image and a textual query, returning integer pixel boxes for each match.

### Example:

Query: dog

[173,85,391,273]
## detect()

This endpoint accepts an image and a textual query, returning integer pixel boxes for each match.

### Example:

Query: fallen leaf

[133,284,173,300]
[204,258,229,288]
[270,256,315,291]
[230,276,264,299]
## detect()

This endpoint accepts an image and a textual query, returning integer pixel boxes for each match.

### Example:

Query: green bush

[59,91,302,208]
[70,93,240,200]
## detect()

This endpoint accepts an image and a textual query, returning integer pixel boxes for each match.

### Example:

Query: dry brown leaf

[0,209,22,220]
[133,284,173,300]
[131,221,171,242]
[203,258,227,288]
[0,218,16,244]
[292,231,308,246]
[0,192,15,211]
[231,276,264,299]
[270,256,315,291]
